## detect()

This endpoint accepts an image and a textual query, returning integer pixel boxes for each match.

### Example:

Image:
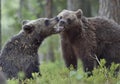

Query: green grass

[7,60,120,84]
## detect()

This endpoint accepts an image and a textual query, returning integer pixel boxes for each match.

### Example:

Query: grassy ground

[7,60,120,84]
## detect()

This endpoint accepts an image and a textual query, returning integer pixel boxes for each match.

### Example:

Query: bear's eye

[60,16,62,19]
[67,18,72,24]
[45,19,50,26]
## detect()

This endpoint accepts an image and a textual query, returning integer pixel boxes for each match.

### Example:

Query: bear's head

[22,17,60,38]
[57,9,84,31]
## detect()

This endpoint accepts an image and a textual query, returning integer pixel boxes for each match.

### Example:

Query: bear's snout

[55,17,59,22]
[59,20,66,26]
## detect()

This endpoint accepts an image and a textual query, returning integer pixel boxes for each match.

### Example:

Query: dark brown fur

[57,9,120,75]
[0,17,59,79]
[90,17,120,68]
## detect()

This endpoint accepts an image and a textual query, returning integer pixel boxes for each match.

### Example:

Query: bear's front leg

[82,57,95,76]
[25,61,40,78]
[61,39,77,70]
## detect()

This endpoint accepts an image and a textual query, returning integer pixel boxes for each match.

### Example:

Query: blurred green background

[1,0,99,63]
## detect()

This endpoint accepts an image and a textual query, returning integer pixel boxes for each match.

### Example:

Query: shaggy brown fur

[89,17,120,68]
[57,9,120,75]
[0,17,60,79]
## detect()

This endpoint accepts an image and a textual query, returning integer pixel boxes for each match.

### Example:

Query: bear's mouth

[56,19,68,32]
[56,25,64,32]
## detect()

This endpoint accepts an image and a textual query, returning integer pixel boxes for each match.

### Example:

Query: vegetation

[1,0,120,84]
[7,60,120,84]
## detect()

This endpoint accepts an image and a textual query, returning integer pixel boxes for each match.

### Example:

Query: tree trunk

[67,0,92,17]
[18,0,24,21]
[99,0,120,24]
[36,0,45,18]
[45,0,55,62]
[18,0,29,20]
[0,0,1,51]
[46,43,55,62]
[45,0,52,18]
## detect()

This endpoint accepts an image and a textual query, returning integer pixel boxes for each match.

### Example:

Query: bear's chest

[62,29,82,43]
[72,38,88,57]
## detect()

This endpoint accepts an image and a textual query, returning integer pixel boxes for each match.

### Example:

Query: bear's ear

[22,20,29,25]
[75,9,83,18]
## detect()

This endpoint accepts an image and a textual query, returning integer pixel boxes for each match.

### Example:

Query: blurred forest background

[1,0,120,63]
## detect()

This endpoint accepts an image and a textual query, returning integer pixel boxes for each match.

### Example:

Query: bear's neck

[61,21,96,44]
[61,24,83,43]
[11,31,45,53]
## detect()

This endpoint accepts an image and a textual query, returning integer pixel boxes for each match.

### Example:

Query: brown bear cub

[0,17,60,79]
[57,9,120,76]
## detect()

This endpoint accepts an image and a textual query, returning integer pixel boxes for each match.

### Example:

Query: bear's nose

[55,17,59,22]
[59,20,66,26]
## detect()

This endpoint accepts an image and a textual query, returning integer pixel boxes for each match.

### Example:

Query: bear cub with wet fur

[57,9,120,75]
[0,17,59,79]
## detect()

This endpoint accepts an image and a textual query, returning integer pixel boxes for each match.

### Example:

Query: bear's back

[88,17,120,42]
